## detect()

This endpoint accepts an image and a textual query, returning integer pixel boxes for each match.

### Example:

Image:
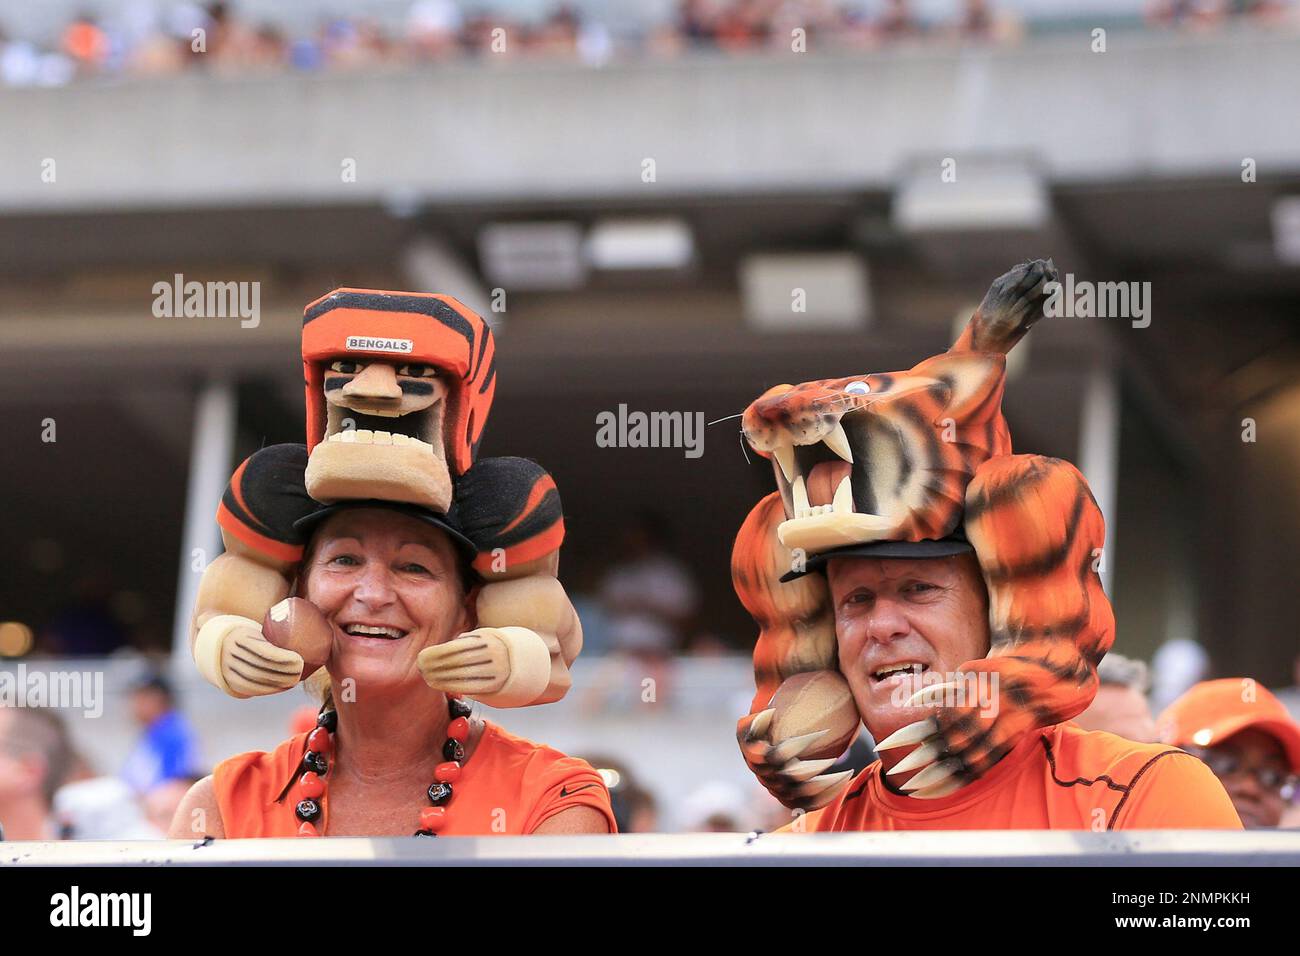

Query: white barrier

[5,831,1300,866]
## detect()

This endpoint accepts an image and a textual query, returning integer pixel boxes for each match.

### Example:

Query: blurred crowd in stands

[1,0,1296,87]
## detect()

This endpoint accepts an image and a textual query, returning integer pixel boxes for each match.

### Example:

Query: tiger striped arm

[874,454,1115,797]
[732,494,855,809]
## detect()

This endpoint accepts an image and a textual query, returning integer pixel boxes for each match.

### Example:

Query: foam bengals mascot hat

[297,288,563,577]
[301,288,497,475]
[732,259,1117,810]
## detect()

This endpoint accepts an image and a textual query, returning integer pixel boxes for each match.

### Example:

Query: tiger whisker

[707,412,746,427]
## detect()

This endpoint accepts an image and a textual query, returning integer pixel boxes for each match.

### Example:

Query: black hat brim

[779,537,974,583]
[292,499,478,562]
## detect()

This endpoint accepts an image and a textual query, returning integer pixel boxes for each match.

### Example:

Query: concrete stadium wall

[2,31,1298,212]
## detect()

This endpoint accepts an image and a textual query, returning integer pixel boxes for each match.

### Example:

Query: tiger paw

[417,626,551,708]
[737,671,859,811]
[975,257,1058,345]
[875,678,1038,799]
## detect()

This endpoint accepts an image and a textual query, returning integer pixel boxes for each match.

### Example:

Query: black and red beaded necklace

[288,695,474,837]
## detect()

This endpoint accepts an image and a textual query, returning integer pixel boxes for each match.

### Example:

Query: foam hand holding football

[738,670,859,811]
[191,444,318,698]
[418,457,579,709]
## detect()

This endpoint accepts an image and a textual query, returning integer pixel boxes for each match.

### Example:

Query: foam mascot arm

[417,457,581,708]
[191,444,320,698]
[732,494,858,810]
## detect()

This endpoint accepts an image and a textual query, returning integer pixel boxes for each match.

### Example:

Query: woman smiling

[170,503,614,838]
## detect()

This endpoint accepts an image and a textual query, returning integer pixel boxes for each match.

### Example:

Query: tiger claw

[770,729,829,764]
[797,770,854,806]
[746,708,776,741]
[905,681,957,709]
[782,757,836,782]
[873,717,939,752]
[909,777,966,800]
[740,738,770,764]
[886,740,944,776]
[798,770,853,797]
[900,759,960,793]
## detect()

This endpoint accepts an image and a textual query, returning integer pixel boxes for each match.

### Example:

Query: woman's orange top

[212,720,616,836]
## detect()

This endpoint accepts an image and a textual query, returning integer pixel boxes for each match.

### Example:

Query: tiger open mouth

[757,408,904,552]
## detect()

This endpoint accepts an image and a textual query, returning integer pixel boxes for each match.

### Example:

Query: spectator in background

[877,0,924,40]
[1074,653,1158,742]
[1146,0,1222,28]
[598,511,700,660]
[1158,678,1300,829]
[680,780,754,831]
[0,707,74,840]
[61,13,109,74]
[120,673,201,795]
[408,0,463,59]
[677,0,721,49]
[581,755,660,832]
[948,0,1022,44]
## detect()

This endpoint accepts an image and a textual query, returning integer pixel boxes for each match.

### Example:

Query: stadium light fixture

[583,218,694,271]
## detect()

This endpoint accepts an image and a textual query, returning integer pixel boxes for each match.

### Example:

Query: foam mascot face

[301,289,496,512]
[741,351,1011,555]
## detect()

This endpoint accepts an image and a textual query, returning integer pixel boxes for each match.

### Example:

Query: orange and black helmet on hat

[300,289,496,476]
[1158,678,1300,773]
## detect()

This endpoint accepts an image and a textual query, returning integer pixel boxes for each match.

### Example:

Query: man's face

[1197,728,1293,829]
[828,553,990,743]
[1074,685,1157,743]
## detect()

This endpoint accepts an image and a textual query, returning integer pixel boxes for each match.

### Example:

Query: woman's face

[301,508,471,694]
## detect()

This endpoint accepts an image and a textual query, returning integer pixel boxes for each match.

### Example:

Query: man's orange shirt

[213,721,616,836]
[787,723,1242,832]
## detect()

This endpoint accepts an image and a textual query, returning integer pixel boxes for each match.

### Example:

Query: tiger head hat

[733,259,1117,808]
[300,289,497,514]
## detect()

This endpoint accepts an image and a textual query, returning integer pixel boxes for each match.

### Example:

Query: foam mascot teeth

[190,290,583,709]
[733,260,1116,809]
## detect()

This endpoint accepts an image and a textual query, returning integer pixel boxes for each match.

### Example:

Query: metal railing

[6,831,1300,866]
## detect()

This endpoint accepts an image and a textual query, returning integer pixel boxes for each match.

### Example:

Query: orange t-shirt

[212,720,616,837]
[783,723,1242,832]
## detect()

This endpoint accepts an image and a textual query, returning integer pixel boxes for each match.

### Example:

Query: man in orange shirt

[781,548,1241,831]
[728,260,1241,831]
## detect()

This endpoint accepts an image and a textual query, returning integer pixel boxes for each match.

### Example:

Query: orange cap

[1157,678,1300,772]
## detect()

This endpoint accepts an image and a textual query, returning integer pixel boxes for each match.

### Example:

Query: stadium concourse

[0,1,1298,864]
